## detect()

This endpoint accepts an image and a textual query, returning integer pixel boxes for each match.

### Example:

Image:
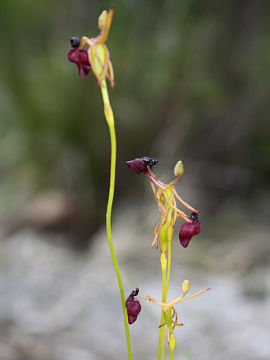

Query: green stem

[166,240,172,297]
[157,237,172,360]
[161,262,167,304]
[100,81,133,360]
[161,261,166,360]
[157,311,165,360]
[170,347,174,360]
[157,254,168,360]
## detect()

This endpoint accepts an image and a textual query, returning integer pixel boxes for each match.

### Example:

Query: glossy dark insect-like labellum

[179,212,201,248]
[67,47,91,78]
[126,157,158,174]
[125,288,141,325]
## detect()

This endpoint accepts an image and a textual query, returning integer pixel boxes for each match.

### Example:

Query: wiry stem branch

[100,80,133,360]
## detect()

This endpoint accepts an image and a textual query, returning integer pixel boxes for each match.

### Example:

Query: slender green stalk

[166,240,172,296]
[158,236,173,359]
[170,347,174,360]
[157,312,164,360]
[158,252,169,360]
[161,261,167,304]
[157,290,166,358]
[100,80,132,360]
[161,260,167,360]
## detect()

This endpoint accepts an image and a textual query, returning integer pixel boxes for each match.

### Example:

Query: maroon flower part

[179,212,201,248]
[125,288,141,325]
[67,48,91,78]
[126,157,158,174]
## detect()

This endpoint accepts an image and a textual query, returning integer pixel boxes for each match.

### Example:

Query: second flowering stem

[100,80,132,360]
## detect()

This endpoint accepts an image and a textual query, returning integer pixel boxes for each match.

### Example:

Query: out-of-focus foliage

[0,0,269,238]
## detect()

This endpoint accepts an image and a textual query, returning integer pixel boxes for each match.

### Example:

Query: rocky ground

[0,202,269,360]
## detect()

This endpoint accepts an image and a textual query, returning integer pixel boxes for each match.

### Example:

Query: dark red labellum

[125,288,141,325]
[126,157,158,174]
[67,48,91,78]
[179,220,201,248]
[128,315,138,325]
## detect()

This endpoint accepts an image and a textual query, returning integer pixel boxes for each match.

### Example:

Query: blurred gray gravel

[0,203,270,360]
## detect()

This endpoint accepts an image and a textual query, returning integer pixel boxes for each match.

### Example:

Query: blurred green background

[0,0,269,237]
[0,1,269,359]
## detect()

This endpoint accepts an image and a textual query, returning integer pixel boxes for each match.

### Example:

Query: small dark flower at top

[70,36,81,48]
[179,213,201,248]
[125,288,141,325]
[67,48,91,78]
[126,157,158,174]
[67,8,115,86]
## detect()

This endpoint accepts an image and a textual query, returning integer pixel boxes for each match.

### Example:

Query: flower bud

[182,279,190,295]
[174,160,184,178]
[98,10,108,30]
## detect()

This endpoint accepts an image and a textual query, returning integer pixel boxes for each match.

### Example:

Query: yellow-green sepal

[89,44,107,81]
